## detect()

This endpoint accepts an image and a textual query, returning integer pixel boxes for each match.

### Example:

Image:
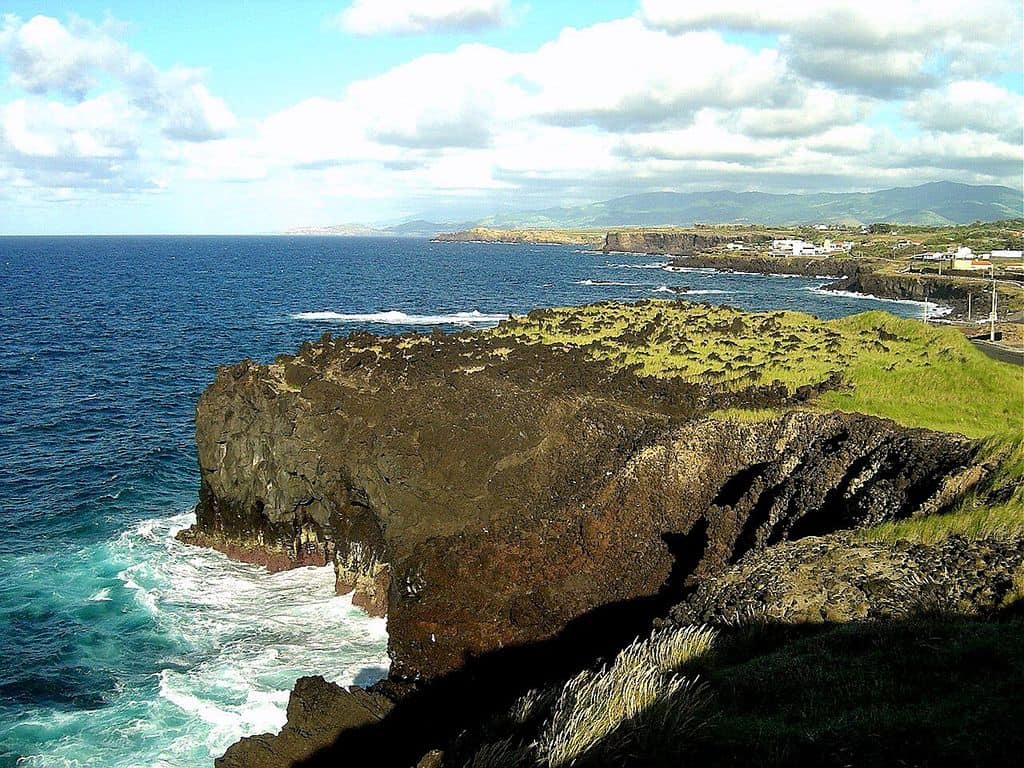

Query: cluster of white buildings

[769,238,853,256]
[917,246,1024,272]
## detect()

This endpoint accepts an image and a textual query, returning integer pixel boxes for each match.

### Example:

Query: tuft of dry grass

[536,626,716,766]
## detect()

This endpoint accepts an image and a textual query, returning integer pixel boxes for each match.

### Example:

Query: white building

[771,239,817,256]
[990,250,1024,260]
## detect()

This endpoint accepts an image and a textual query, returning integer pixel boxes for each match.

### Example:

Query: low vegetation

[459,626,716,768]
[489,300,1021,439]
[861,436,1024,544]
[684,613,1024,767]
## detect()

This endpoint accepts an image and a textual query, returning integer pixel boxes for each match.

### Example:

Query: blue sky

[0,0,1021,233]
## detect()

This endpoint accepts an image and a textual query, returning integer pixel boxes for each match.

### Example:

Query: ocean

[0,236,939,767]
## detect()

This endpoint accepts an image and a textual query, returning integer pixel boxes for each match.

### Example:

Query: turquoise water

[0,236,938,766]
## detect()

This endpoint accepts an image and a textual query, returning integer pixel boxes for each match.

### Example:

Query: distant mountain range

[286,182,1023,236]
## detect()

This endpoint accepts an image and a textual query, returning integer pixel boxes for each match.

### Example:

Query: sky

[0,0,1021,234]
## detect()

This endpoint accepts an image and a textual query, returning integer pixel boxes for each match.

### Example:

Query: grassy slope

[688,615,1024,768]
[490,301,1021,440]
[490,301,1023,543]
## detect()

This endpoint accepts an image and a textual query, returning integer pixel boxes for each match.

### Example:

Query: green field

[490,300,1024,544]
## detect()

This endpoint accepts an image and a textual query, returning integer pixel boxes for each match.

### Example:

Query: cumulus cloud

[0,94,158,191]
[173,8,1021,205]
[523,21,790,130]
[347,44,521,148]
[336,0,509,36]
[905,81,1024,142]
[4,3,1021,219]
[641,0,1022,96]
[0,14,236,141]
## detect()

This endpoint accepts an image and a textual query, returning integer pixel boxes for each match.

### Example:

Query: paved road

[971,339,1024,366]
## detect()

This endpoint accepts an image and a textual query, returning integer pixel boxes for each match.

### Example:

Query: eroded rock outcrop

[668,534,1024,626]
[218,676,394,768]
[180,320,981,680]
[603,231,751,255]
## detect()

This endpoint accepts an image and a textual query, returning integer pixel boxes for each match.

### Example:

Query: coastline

[181,298,1023,767]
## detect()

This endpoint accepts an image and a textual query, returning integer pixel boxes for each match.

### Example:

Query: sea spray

[3,513,389,767]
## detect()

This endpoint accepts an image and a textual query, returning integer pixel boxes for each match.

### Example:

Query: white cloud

[0,94,159,191]
[4,5,1021,219]
[523,21,789,130]
[641,0,1022,95]
[905,81,1024,141]
[336,0,509,36]
[347,44,522,148]
[0,14,236,141]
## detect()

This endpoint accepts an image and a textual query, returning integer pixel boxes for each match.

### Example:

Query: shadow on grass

[290,601,1024,768]
[685,608,1024,768]
[289,526,712,767]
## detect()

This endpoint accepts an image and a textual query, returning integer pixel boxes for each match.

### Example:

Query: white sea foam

[18,512,390,768]
[806,286,952,316]
[575,279,643,286]
[652,286,730,295]
[604,262,672,270]
[291,309,507,325]
[661,265,715,273]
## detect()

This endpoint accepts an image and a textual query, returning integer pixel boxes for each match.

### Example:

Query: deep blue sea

[0,236,938,766]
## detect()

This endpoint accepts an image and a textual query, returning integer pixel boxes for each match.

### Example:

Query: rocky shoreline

[178,302,1021,767]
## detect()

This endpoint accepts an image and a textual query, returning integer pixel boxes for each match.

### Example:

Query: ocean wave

[575,279,644,287]
[652,286,731,295]
[806,287,952,316]
[660,265,716,273]
[604,262,672,270]
[291,310,507,325]
[13,512,390,768]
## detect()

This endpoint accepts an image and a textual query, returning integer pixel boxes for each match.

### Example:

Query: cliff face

[676,253,857,277]
[182,323,981,681]
[433,227,605,246]
[603,231,747,255]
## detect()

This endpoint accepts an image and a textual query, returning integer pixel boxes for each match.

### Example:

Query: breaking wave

[575,279,644,287]
[6,513,389,768]
[806,287,953,317]
[653,286,731,295]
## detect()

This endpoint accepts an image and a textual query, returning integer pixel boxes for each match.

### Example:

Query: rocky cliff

[603,231,759,255]
[181,306,985,683]
[185,301,1024,768]
[433,227,605,246]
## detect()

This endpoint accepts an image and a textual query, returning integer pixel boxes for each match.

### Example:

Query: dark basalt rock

[180,328,981,682]
[668,534,1024,627]
[217,676,394,768]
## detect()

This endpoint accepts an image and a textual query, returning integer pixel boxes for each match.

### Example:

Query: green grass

[861,436,1024,544]
[460,626,717,768]
[686,615,1024,767]
[818,312,1023,439]
[488,301,1023,440]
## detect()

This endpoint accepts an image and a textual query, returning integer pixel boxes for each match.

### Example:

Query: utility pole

[967,293,972,321]
[990,263,997,342]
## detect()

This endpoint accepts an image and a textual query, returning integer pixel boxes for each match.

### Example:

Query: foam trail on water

[652,286,731,295]
[805,286,952,317]
[291,310,507,325]
[604,262,672,270]
[11,512,389,768]
[575,279,644,287]
[661,265,715,273]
